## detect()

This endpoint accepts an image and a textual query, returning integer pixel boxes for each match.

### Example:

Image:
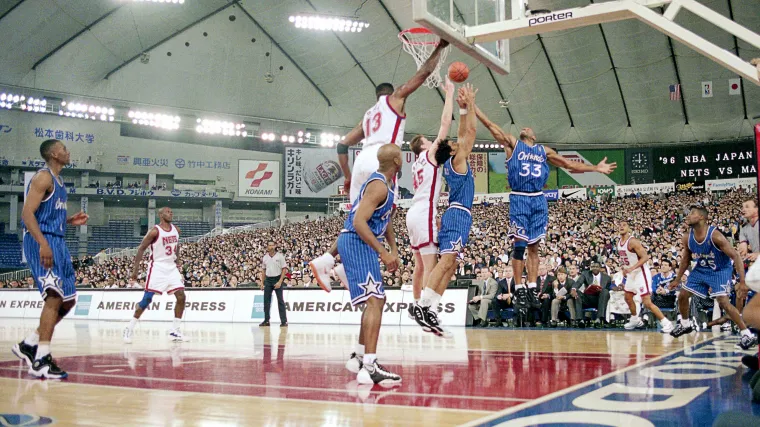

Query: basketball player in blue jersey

[668,206,757,350]
[474,109,616,295]
[412,84,478,337]
[12,139,89,379]
[340,144,403,386]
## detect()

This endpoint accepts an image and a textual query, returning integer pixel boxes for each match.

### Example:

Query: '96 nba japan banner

[237,160,280,199]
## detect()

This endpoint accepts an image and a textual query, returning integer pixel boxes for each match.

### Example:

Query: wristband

[459,108,469,115]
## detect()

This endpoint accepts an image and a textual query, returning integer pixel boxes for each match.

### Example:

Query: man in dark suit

[536,263,556,324]
[492,268,516,326]
[571,262,611,327]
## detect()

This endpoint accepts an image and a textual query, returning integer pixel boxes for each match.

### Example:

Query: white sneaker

[624,317,644,330]
[309,253,335,293]
[168,329,188,342]
[356,361,402,386]
[660,319,674,334]
[123,327,133,344]
[334,264,349,289]
[345,352,363,373]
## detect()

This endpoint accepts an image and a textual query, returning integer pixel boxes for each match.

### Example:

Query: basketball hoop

[399,28,451,89]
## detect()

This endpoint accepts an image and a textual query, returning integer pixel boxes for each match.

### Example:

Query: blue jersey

[688,226,732,273]
[443,158,474,210]
[22,169,67,237]
[651,272,676,295]
[506,140,549,193]
[343,172,395,237]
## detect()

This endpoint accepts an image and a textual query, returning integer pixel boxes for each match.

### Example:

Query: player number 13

[519,163,542,177]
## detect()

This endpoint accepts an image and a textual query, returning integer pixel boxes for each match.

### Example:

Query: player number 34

[519,163,542,177]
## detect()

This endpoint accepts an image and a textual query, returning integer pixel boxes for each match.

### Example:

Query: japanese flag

[729,78,741,95]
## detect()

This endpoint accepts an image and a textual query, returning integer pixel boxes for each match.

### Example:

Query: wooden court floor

[0,319,757,426]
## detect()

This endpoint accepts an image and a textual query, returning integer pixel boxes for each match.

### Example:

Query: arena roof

[0,0,758,146]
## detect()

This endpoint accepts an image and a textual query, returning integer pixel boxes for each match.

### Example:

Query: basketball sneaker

[309,253,335,293]
[407,301,417,320]
[356,361,401,386]
[333,263,348,289]
[624,316,645,330]
[123,327,133,344]
[414,305,452,338]
[670,323,694,338]
[29,354,67,379]
[345,352,363,374]
[720,323,732,332]
[168,329,188,342]
[660,319,674,334]
[11,341,37,368]
[737,334,758,351]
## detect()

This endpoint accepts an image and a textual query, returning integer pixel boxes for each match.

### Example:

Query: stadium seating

[174,221,211,238]
[0,224,22,268]
[87,220,141,255]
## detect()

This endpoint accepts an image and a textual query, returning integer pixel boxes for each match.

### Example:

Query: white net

[399,28,451,89]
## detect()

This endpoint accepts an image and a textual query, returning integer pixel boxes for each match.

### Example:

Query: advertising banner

[616,182,674,197]
[238,160,280,199]
[285,147,343,198]
[543,189,559,201]
[468,153,489,194]
[488,151,558,193]
[557,150,626,187]
[652,141,756,181]
[674,180,706,193]
[586,186,616,199]
[559,188,588,200]
[705,178,756,192]
[625,148,655,184]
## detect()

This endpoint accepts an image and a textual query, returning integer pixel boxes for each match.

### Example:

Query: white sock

[741,328,752,337]
[527,282,537,289]
[363,354,377,365]
[128,318,138,330]
[680,318,691,327]
[356,344,365,357]
[414,298,419,305]
[173,318,181,330]
[661,318,672,325]
[630,315,639,321]
[419,287,442,309]
[24,330,40,346]
[36,343,50,360]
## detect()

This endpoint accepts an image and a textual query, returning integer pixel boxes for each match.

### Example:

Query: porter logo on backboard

[74,295,92,316]
[251,295,265,319]
[528,12,573,26]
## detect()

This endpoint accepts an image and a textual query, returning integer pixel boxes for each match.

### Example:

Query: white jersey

[361,95,406,149]
[619,235,652,296]
[617,236,639,269]
[410,150,443,212]
[150,224,179,265]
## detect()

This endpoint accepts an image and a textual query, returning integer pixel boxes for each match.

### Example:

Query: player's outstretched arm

[669,234,691,289]
[337,122,365,190]
[712,229,747,290]
[546,147,617,174]
[21,172,54,269]
[131,227,158,281]
[437,77,455,141]
[452,84,478,173]
[474,106,516,150]
[389,40,450,111]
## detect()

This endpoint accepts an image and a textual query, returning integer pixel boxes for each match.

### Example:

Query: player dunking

[475,109,616,294]
[123,207,187,343]
[12,139,89,379]
[405,76,455,316]
[668,206,757,350]
[340,144,403,385]
[617,220,674,333]
[412,84,477,337]
[309,40,450,291]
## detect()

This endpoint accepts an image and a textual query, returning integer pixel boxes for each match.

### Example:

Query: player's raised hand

[461,83,478,105]
[442,76,455,95]
[67,211,89,226]
[595,157,617,175]
[380,251,399,273]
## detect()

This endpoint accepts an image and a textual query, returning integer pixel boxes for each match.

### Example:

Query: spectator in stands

[651,259,677,310]
[469,270,498,327]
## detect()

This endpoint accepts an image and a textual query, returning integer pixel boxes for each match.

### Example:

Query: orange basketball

[448,61,469,83]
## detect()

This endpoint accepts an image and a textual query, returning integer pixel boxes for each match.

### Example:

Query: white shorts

[350,145,398,203]
[145,262,184,295]
[747,260,760,293]
[406,204,438,255]
[624,266,652,297]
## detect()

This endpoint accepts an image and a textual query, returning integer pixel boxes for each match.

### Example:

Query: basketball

[448,61,469,83]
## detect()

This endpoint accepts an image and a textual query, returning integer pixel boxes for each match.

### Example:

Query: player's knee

[513,240,527,261]
[175,291,186,305]
[138,292,154,310]
[58,300,75,318]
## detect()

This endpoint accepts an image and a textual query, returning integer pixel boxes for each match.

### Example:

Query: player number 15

[519,163,542,177]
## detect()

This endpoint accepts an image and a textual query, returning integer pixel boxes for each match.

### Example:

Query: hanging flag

[702,81,713,98]
[729,78,741,95]
[669,84,680,101]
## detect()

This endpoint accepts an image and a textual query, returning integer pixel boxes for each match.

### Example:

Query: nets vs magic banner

[652,140,756,182]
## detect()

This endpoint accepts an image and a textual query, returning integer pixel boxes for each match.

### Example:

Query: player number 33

[519,163,542,177]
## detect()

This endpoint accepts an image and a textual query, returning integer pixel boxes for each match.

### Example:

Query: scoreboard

[652,141,756,182]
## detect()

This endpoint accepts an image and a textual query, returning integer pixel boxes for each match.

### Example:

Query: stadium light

[289,14,369,33]
[65,101,115,121]
[195,119,245,136]
[129,110,180,130]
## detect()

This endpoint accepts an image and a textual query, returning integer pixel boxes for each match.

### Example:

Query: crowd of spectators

[3,186,745,328]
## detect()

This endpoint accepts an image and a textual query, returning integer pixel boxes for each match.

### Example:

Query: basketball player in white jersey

[309,39,450,291]
[123,207,187,343]
[405,76,455,315]
[618,220,673,333]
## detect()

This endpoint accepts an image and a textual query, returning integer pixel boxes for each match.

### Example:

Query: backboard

[413,0,512,75]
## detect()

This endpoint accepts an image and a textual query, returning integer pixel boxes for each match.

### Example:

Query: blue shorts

[337,232,386,306]
[508,194,548,244]
[23,233,77,302]
[438,207,472,254]
[683,268,733,299]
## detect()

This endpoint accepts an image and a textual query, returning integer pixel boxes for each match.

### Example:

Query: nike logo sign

[562,190,582,198]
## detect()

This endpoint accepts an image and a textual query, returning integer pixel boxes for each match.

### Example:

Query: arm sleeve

[739,226,750,243]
